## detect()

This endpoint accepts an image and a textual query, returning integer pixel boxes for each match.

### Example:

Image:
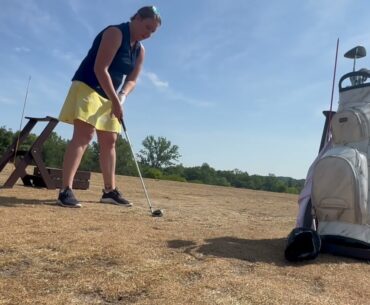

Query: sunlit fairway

[1,165,370,305]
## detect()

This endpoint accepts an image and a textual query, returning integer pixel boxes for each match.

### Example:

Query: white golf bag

[310,69,370,259]
[285,45,370,261]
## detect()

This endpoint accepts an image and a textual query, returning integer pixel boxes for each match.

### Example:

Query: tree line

[0,126,305,194]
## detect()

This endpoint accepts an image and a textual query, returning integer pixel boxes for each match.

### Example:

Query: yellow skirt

[58,81,122,133]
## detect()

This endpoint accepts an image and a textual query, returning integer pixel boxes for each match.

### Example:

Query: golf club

[344,45,367,86]
[121,120,163,217]
[344,45,366,72]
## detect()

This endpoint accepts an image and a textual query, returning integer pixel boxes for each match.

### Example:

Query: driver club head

[344,46,367,72]
[152,209,164,217]
[344,46,366,59]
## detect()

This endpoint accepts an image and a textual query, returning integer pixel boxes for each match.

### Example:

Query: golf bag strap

[321,241,370,260]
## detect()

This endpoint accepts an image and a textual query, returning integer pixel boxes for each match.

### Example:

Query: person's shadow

[167,237,356,265]
[0,196,55,207]
[168,237,286,265]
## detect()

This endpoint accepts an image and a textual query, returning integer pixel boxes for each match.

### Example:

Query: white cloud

[14,46,31,53]
[169,91,213,108]
[0,96,15,105]
[140,70,212,107]
[142,71,169,88]
[51,49,81,71]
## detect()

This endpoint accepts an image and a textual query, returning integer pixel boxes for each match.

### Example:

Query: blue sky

[0,0,369,179]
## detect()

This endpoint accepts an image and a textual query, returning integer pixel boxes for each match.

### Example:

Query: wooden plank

[53,179,90,190]
[33,167,91,180]
[33,166,91,190]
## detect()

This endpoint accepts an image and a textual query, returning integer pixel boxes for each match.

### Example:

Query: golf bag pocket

[312,146,368,225]
[331,107,370,145]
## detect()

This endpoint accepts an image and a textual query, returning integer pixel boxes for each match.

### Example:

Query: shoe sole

[100,198,133,207]
[57,200,82,208]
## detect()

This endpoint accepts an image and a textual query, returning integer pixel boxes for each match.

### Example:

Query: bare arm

[94,26,122,119]
[119,44,145,97]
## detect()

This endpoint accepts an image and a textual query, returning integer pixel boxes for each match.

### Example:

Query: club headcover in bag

[285,227,321,262]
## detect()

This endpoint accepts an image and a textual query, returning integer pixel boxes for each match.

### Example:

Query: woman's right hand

[111,100,123,122]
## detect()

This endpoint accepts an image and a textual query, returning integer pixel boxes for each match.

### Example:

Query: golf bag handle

[339,70,370,92]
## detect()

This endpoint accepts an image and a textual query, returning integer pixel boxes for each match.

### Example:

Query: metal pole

[325,38,339,144]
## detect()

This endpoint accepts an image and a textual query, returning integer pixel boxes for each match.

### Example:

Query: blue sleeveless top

[72,22,141,98]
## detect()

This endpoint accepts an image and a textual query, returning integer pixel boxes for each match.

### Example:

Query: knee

[98,132,117,150]
[100,137,117,150]
[83,132,95,144]
[71,131,94,147]
[71,120,95,146]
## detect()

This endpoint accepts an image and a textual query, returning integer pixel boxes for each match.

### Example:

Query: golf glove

[119,92,126,105]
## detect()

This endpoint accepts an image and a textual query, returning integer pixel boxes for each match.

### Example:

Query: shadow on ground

[0,196,56,207]
[168,237,286,265]
[167,237,359,266]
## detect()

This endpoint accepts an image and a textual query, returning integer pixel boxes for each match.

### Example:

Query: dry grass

[1,164,370,305]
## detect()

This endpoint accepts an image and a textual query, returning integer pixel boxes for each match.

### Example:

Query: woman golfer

[57,6,161,208]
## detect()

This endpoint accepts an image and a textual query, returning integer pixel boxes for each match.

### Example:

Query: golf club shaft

[122,126,154,213]
[325,38,339,144]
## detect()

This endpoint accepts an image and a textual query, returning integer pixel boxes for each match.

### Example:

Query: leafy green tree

[272,180,288,193]
[0,123,306,195]
[42,132,67,168]
[138,135,181,169]
[80,141,100,172]
[262,176,275,191]
[184,163,230,186]
[218,168,250,188]
[163,164,185,177]
[16,132,38,152]
[161,165,186,181]
[198,163,219,184]
[77,136,137,175]
[143,167,163,179]
[116,134,137,176]
[249,175,264,190]
[0,126,15,157]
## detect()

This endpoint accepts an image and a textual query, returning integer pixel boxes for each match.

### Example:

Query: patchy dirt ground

[1,164,370,305]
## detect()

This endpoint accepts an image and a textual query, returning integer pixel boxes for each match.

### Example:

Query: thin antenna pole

[326,38,339,143]
[13,76,31,167]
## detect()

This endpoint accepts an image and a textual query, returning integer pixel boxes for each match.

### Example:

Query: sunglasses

[151,6,161,18]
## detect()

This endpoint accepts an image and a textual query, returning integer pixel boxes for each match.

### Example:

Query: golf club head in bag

[121,120,164,217]
[344,45,367,86]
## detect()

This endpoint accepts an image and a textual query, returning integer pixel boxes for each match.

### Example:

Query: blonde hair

[130,6,162,25]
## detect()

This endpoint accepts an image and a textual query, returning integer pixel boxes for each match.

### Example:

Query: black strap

[321,237,370,260]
